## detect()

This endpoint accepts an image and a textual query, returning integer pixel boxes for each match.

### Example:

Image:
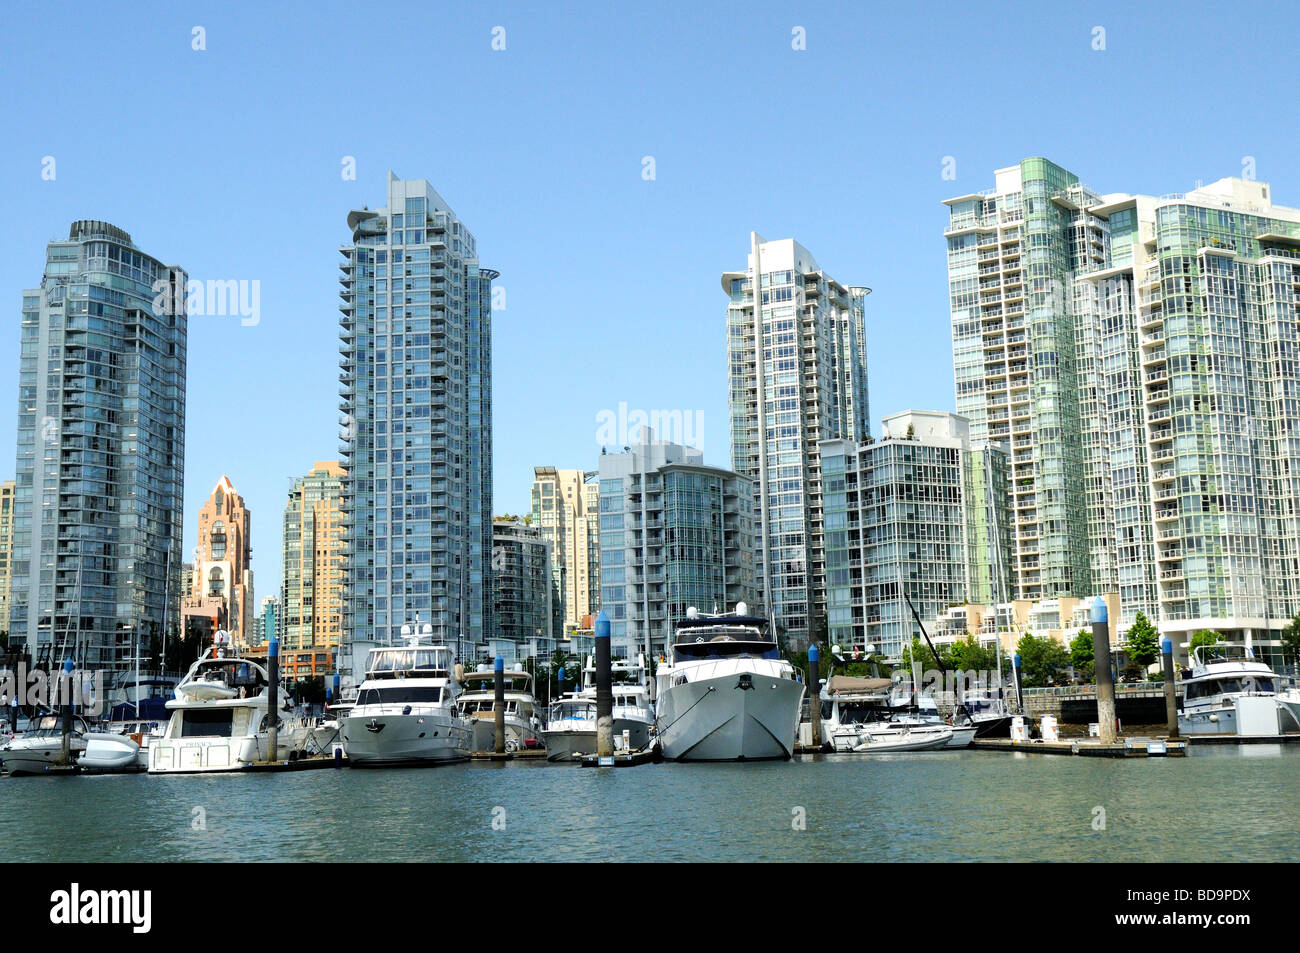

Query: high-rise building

[820,411,1009,658]
[10,221,187,670]
[282,461,344,663]
[949,161,1300,661]
[598,439,757,659]
[253,594,281,646]
[945,158,1094,605]
[724,234,870,645]
[490,517,553,662]
[338,173,496,651]
[0,481,14,639]
[529,467,599,630]
[183,476,254,649]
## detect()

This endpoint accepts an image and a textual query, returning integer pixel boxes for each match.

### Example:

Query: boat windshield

[367,648,449,677]
[672,639,779,661]
[1186,676,1274,700]
[549,701,594,722]
[355,685,444,705]
[193,661,263,690]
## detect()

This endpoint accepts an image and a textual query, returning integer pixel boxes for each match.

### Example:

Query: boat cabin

[365,645,452,679]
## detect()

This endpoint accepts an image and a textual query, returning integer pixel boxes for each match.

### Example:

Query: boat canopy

[826,675,892,695]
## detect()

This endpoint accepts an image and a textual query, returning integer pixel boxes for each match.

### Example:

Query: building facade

[282,461,344,664]
[490,517,553,662]
[10,221,187,670]
[598,439,757,659]
[0,481,14,639]
[529,466,599,631]
[949,161,1300,661]
[724,234,870,645]
[183,476,254,649]
[338,172,496,654]
[821,411,998,658]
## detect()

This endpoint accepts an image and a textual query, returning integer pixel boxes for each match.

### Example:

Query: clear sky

[2,0,1296,602]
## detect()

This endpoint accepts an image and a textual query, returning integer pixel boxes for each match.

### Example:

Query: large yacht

[1179,643,1300,736]
[460,663,544,752]
[654,604,805,761]
[340,630,472,766]
[540,656,654,761]
[148,639,291,773]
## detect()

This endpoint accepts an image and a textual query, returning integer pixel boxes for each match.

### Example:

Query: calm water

[4,746,1297,862]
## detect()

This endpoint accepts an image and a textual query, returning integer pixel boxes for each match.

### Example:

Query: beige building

[183,476,254,648]
[932,593,1122,652]
[0,481,14,638]
[282,461,344,669]
[530,467,600,629]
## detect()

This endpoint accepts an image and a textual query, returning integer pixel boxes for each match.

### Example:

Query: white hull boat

[850,724,953,752]
[149,641,290,774]
[0,715,89,775]
[655,605,804,762]
[340,632,472,766]
[1178,643,1299,738]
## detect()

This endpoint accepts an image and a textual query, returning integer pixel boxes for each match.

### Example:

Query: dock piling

[1161,637,1179,738]
[808,643,822,750]
[595,610,613,759]
[1090,597,1117,744]
[60,657,74,765]
[267,636,279,763]
[493,654,506,754]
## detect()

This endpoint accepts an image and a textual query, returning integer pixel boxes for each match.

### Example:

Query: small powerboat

[851,724,953,752]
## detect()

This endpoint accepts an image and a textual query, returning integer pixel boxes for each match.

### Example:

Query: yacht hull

[470,714,535,753]
[148,734,285,773]
[656,671,803,761]
[341,712,470,765]
[541,717,651,761]
[0,740,86,775]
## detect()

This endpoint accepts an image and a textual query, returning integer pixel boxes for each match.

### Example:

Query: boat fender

[454,663,465,684]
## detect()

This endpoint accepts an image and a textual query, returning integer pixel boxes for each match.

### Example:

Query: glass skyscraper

[950,161,1300,659]
[821,411,1007,658]
[11,221,187,671]
[338,173,495,654]
[724,234,870,645]
[597,440,757,659]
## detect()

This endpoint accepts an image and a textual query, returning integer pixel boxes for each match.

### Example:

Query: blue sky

[2,0,1296,601]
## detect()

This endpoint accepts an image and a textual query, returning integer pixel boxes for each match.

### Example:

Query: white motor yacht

[540,657,654,761]
[460,664,544,752]
[340,634,471,766]
[1179,643,1300,736]
[148,640,291,773]
[654,604,804,761]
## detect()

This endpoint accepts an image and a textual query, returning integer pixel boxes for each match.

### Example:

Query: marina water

[5,746,1298,863]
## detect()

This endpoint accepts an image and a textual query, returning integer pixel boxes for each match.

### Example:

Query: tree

[1189,630,1223,658]
[1015,633,1070,687]
[1280,613,1300,667]
[1125,611,1160,667]
[1069,629,1095,681]
[948,635,997,675]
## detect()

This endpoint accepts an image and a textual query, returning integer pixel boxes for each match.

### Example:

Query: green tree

[1016,633,1071,687]
[1069,629,1095,681]
[1124,611,1160,667]
[1189,630,1223,658]
[1280,613,1300,667]
[948,635,997,675]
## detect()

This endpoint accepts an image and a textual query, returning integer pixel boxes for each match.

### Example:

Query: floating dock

[578,748,659,767]
[970,737,1188,757]
[468,749,548,761]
